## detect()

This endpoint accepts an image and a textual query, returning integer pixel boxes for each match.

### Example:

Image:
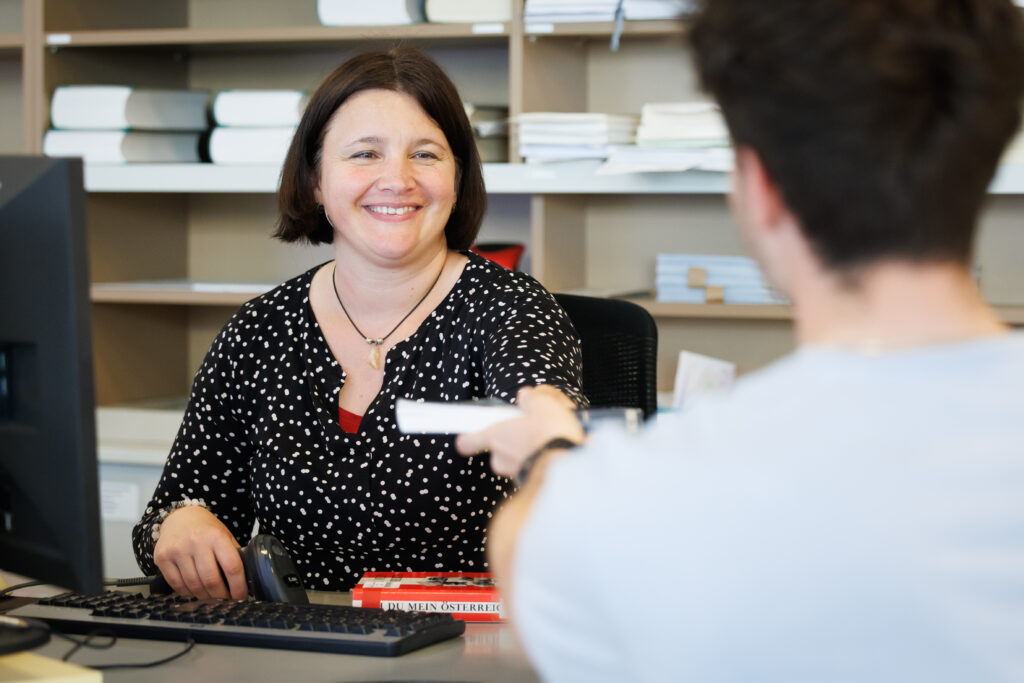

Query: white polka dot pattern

[132,252,585,590]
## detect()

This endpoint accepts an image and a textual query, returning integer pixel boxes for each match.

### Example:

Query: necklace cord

[332,258,446,346]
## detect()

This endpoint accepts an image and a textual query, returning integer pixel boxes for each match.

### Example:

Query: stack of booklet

[317,0,424,25]
[425,0,511,23]
[43,86,208,164]
[524,0,694,22]
[465,103,509,162]
[524,0,620,22]
[598,102,732,174]
[622,0,697,20]
[518,112,638,163]
[207,89,307,165]
[656,253,787,304]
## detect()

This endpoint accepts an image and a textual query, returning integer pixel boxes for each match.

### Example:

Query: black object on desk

[7,591,465,657]
[0,614,50,655]
[149,534,309,605]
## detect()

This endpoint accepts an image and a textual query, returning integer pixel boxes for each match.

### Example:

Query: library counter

[24,590,540,682]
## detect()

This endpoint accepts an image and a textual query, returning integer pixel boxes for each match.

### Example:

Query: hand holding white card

[395,398,521,434]
[396,398,644,435]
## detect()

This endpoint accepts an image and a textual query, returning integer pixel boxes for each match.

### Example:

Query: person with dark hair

[132,47,584,597]
[456,1,1024,680]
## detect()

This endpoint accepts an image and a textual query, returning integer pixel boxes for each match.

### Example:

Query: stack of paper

[598,102,732,174]
[518,112,639,163]
[656,253,787,304]
[43,86,207,164]
[207,90,307,165]
[623,0,697,20]
[426,0,511,22]
[636,102,728,147]
[672,349,735,409]
[465,103,509,163]
[524,0,620,23]
[317,0,425,25]
[598,145,733,174]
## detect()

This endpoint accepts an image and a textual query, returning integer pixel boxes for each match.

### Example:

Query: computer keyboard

[6,590,465,657]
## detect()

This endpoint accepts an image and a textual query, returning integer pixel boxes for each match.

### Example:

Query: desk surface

[18,590,540,682]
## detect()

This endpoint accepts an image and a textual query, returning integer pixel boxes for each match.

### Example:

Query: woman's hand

[455,385,585,479]
[152,506,248,600]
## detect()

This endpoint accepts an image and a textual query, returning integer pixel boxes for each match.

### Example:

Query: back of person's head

[690,0,1024,272]
[276,46,485,249]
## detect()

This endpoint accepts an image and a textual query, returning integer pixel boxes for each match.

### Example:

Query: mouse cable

[0,579,44,598]
[1,577,156,599]
[52,628,196,670]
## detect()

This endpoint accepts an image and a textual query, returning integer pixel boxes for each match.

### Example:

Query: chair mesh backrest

[553,293,658,419]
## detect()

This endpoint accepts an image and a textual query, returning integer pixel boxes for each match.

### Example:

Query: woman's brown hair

[275,47,486,249]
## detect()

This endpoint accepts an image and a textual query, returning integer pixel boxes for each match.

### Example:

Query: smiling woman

[130,47,587,596]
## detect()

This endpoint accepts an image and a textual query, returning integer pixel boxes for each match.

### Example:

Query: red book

[352,571,504,622]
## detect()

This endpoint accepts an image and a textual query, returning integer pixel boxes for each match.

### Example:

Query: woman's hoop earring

[320,204,335,228]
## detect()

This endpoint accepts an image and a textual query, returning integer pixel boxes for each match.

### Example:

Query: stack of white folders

[395,398,642,435]
[207,90,307,165]
[524,0,695,22]
[524,0,619,22]
[599,102,732,174]
[518,112,638,162]
[621,0,697,20]
[425,0,511,22]
[43,86,208,164]
[317,0,424,25]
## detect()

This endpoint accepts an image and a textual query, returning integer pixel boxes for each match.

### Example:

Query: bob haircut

[275,47,486,249]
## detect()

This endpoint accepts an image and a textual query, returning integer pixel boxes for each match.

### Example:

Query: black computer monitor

[0,155,103,596]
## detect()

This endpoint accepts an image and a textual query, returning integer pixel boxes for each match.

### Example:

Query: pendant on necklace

[367,339,384,370]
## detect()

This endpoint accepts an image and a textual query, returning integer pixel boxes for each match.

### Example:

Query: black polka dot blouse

[132,252,586,591]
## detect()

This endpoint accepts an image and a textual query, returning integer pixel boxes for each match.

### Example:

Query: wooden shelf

[83,161,730,194]
[91,280,273,306]
[523,19,686,38]
[631,298,1024,325]
[630,299,794,320]
[85,163,284,193]
[82,161,1024,196]
[44,23,509,49]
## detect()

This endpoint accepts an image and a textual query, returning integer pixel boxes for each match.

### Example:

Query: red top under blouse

[338,407,363,434]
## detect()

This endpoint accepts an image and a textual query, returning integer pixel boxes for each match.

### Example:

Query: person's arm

[455,385,584,605]
[131,311,257,600]
[479,275,587,407]
[485,440,569,609]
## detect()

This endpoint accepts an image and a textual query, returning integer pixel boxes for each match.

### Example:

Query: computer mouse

[239,534,308,604]
[150,534,308,604]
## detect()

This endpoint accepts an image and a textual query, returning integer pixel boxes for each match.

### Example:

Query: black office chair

[553,293,658,420]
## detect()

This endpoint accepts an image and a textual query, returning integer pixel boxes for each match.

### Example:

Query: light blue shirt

[515,333,1024,682]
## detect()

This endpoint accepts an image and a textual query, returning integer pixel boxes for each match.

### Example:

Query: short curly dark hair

[690,0,1024,271]
[275,47,485,250]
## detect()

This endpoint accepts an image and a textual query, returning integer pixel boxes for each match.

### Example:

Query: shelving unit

[6,0,1024,403]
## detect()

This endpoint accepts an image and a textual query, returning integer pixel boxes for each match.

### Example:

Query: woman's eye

[351,151,377,159]
[413,151,439,160]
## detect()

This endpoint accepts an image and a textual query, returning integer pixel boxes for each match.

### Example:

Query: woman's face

[315,88,458,267]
